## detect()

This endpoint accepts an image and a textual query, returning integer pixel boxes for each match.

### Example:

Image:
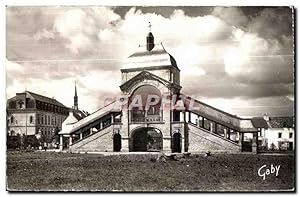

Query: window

[41,116,44,124]
[48,116,50,125]
[289,133,293,138]
[29,116,33,124]
[10,116,14,124]
[37,115,40,124]
[10,130,15,136]
[283,122,287,128]
[278,132,282,139]
[170,72,173,82]
[18,100,25,109]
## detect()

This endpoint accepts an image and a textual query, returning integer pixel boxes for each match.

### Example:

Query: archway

[172,133,182,153]
[130,85,162,123]
[113,133,121,152]
[130,127,163,152]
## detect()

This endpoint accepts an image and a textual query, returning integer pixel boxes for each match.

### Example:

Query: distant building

[61,83,88,147]
[7,91,69,137]
[256,114,294,151]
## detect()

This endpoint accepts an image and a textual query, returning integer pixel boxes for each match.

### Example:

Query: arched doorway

[172,133,182,153]
[113,133,121,152]
[130,127,163,152]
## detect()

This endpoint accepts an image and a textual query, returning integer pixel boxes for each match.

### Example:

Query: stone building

[7,91,69,138]
[59,30,264,153]
[258,114,294,151]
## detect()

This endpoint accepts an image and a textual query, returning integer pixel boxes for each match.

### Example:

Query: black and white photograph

[5,3,295,192]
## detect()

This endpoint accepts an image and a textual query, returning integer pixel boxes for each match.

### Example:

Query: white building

[258,114,294,151]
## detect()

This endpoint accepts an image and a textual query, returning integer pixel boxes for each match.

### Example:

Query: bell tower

[73,82,78,110]
[146,22,154,51]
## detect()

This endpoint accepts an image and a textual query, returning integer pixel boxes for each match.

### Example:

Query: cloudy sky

[6,6,294,117]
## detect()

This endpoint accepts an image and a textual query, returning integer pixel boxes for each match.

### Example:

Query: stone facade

[7,91,69,138]
[60,31,262,154]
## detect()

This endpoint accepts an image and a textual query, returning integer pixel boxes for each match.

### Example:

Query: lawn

[6,151,295,192]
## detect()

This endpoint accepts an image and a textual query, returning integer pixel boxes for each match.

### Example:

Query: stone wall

[69,125,114,153]
[187,124,240,153]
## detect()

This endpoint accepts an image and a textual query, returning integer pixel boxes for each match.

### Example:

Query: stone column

[128,110,131,123]
[80,133,83,140]
[100,122,103,130]
[224,129,227,139]
[238,132,243,152]
[252,133,258,153]
[121,138,129,152]
[69,136,72,146]
[181,135,185,153]
[111,113,114,124]
[59,135,63,151]
[163,136,172,153]
[210,122,214,132]
[188,112,191,123]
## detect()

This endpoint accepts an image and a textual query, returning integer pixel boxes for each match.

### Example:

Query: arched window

[130,85,162,122]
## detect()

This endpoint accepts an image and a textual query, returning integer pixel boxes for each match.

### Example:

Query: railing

[187,122,239,145]
[71,122,115,146]
[131,116,163,122]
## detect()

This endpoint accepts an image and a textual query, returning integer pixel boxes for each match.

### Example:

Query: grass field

[6,151,295,192]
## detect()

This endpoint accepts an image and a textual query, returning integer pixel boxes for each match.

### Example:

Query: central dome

[122,42,178,70]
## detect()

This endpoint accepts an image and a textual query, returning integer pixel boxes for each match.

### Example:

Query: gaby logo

[257,164,281,180]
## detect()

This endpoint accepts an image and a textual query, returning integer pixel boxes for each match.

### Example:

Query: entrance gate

[172,133,182,153]
[130,127,163,152]
[113,133,121,152]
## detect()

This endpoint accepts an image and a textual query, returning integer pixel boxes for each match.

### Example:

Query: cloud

[33,28,55,40]
[53,7,121,54]
[6,6,294,116]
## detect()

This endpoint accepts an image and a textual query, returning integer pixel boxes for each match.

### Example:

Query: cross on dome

[148,22,152,32]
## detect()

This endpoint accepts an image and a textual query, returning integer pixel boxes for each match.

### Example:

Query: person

[43,142,47,151]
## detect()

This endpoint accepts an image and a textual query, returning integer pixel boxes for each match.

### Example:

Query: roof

[251,118,268,129]
[182,94,258,132]
[63,112,79,125]
[73,109,87,120]
[26,91,66,108]
[120,70,181,92]
[122,43,179,70]
[59,101,120,135]
[268,117,294,128]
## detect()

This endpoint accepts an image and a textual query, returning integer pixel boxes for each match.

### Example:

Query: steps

[187,123,240,153]
[70,124,116,153]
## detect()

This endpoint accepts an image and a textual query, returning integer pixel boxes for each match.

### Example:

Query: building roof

[251,117,268,129]
[268,117,294,128]
[72,109,87,120]
[120,70,181,92]
[122,42,179,70]
[26,91,66,108]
